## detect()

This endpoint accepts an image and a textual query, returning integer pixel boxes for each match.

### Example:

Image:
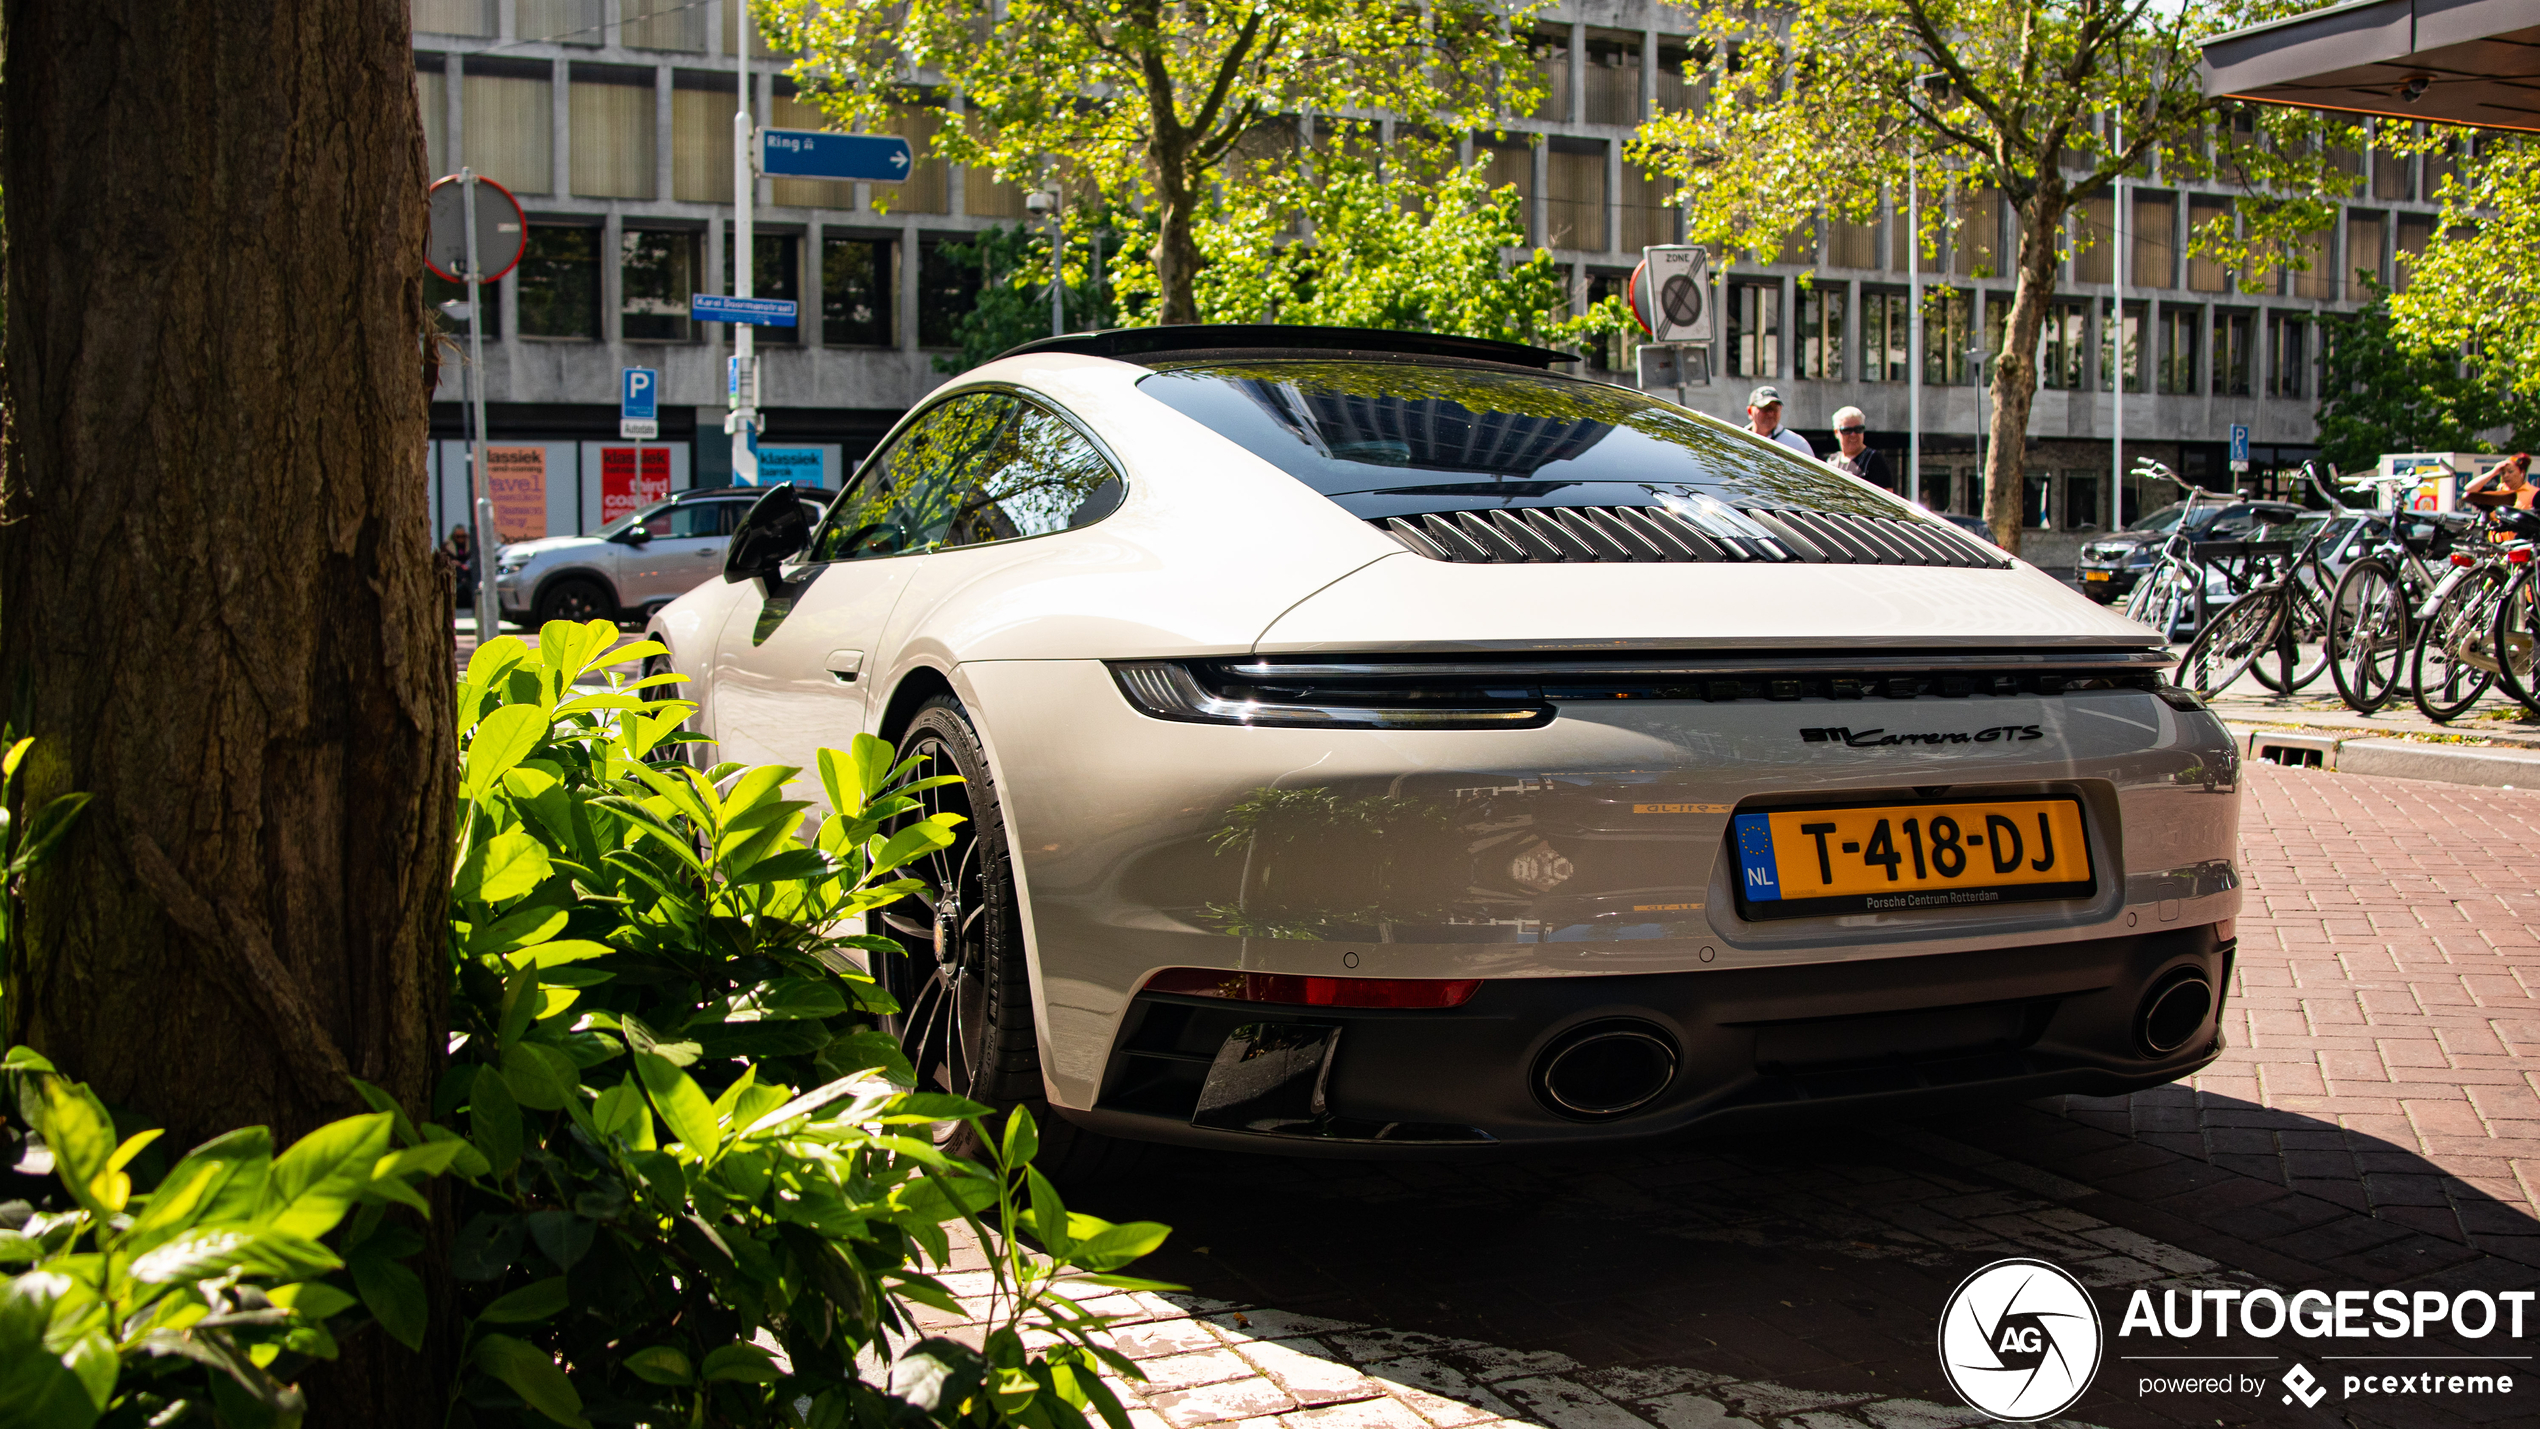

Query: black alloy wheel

[535,576,613,626]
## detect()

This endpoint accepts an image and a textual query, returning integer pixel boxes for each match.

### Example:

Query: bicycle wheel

[2490,565,2540,717]
[2411,565,2504,722]
[2250,573,2333,693]
[2178,588,2283,698]
[2129,566,2195,644]
[2328,558,2409,713]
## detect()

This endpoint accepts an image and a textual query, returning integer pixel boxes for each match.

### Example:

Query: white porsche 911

[649,325,2241,1158]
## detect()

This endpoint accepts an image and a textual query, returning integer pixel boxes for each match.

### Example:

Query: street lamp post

[729,8,759,487]
[1905,69,1945,509]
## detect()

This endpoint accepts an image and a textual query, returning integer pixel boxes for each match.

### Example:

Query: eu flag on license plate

[1734,813,1781,901]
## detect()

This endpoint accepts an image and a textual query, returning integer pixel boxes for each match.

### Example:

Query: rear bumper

[1066,923,2231,1155]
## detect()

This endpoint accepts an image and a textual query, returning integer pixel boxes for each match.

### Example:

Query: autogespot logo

[1939,1258,2103,1422]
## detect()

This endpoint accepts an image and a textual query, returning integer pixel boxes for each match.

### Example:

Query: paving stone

[1145,1378,1301,1428]
[1240,1340,1386,1406]
[1277,1399,1430,1429]
[1490,1377,1648,1429]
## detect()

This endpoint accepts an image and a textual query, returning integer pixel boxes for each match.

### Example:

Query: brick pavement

[990,763,2540,1429]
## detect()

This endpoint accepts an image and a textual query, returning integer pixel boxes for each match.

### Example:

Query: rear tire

[534,575,614,626]
[2411,566,2503,723]
[877,697,1140,1182]
[2178,589,2280,698]
[2492,569,2540,718]
[2327,558,2408,714]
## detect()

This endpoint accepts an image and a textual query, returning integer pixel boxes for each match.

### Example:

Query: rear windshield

[1135,359,1902,521]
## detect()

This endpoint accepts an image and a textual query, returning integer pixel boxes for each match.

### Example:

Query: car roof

[994,323,1577,371]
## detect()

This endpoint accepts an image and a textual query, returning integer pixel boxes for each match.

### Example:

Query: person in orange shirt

[2466,452,2535,510]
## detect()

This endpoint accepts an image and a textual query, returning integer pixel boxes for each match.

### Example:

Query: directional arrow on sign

[757,129,917,183]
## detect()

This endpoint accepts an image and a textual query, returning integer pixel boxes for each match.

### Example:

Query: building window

[414,0,492,38]
[517,225,601,339]
[1861,287,1910,382]
[723,232,801,344]
[917,238,978,348]
[672,79,736,202]
[2100,299,2145,392]
[1616,168,1677,252]
[823,236,898,347]
[417,66,449,178]
[2073,195,2114,284]
[2156,304,2200,394]
[2346,212,2386,299]
[2212,309,2253,397]
[2023,475,2051,529]
[1826,216,1876,270]
[1654,44,1692,112]
[1533,30,1570,121]
[966,161,1026,220]
[621,229,697,342]
[570,73,656,199]
[877,103,951,215]
[1582,271,1634,375]
[1546,145,1606,251]
[2395,215,2434,292]
[1923,288,1972,385]
[518,0,599,46]
[1952,188,1999,278]
[2373,136,2414,201]
[1796,284,1844,380]
[2186,197,2233,293]
[2132,192,2176,289]
[2065,474,2102,531]
[2266,312,2308,399]
[622,0,706,52]
[460,68,553,195]
[2291,227,2335,300]
[1480,143,1534,241]
[770,95,853,209]
[1583,35,1640,125]
[1727,281,1780,379]
[2041,300,2089,390]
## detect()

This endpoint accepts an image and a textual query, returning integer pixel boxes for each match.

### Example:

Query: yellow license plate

[1733,797,2093,919]
[2082,570,2112,581]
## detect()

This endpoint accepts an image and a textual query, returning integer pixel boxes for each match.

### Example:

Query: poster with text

[486,446,548,542]
[600,447,674,524]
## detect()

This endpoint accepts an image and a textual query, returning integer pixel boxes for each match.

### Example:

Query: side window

[670,501,736,538]
[810,392,1017,562]
[938,401,1125,550]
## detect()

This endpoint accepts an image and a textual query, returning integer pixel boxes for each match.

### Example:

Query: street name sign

[691,293,799,327]
[621,367,659,440]
[758,129,915,183]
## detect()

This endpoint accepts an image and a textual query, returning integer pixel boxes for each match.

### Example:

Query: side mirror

[617,526,652,546]
[724,484,810,583]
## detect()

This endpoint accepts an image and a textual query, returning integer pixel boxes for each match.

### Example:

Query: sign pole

[1907,149,1920,508]
[2113,127,2128,530]
[461,167,500,641]
[729,11,759,487]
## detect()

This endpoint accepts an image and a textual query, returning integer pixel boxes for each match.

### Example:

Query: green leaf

[34,1075,121,1217]
[465,634,532,689]
[592,1075,656,1151]
[254,1112,394,1238]
[478,1274,571,1324]
[724,845,835,887]
[125,1127,272,1250]
[0,1046,56,1074]
[1001,1105,1039,1170]
[503,938,615,969]
[633,1049,722,1158]
[371,1139,469,1183]
[464,703,551,801]
[470,1065,523,1177]
[1025,1169,1074,1257]
[267,1282,358,1321]
[0,1275,98,1429]
[474,1333,592,1429]
[468,904,570,956]
[7,793,91,876]
[351,1244,428,1351]
[622,1344,695,1386]
[457,829,554,906]
[501,1042,579,1112]
[868,816,962,878]
[587,796,707,875]
[700,1340,784,1383]
[1065,1220,1173,1273]
[128,1227,340,1285]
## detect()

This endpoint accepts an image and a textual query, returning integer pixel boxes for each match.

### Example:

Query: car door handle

[826,649,865,683]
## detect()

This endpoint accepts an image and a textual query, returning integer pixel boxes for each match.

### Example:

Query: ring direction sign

[691,293,800,327]
[758,130,915,183]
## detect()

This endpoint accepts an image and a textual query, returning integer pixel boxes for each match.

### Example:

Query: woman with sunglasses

[1825,406,1895,491]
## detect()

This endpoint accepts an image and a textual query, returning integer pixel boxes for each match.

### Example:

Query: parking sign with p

[621,367,659,440]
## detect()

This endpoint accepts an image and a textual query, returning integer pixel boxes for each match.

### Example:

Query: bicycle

[2323,474,2467,714]
[2476,493,2540,717]
[2119,460,2229,643]
[2174,463,2349,698]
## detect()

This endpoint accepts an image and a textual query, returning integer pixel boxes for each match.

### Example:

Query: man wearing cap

[1745,385,1815,460]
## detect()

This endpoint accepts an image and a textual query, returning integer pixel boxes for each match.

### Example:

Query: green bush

[1,621,1168,1428]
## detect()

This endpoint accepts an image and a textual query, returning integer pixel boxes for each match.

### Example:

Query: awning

[2201,0,2540,132]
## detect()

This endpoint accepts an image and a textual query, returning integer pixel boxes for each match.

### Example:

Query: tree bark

[1151,148,1204,325]
[1,0,451,1417]
[1983,182,2069,555]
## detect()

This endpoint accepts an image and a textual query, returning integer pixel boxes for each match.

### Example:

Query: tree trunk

[1151,159,1204,326]
[1,0,451,1417]
[1982,182,2068,555]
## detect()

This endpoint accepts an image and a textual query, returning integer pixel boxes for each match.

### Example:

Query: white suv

[493,488,829,626]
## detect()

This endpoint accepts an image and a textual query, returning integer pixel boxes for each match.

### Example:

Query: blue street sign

[691,293,799,327]
[758,129,913,183]
[2229,423,2251,467]
[620,367,658,423]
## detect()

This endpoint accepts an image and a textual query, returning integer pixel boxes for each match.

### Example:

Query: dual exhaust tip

[1529,969,2213,1123]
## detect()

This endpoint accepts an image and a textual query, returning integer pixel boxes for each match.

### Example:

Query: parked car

[494,487,832,626]
[2073,497,2305,603]
[650,324,2241,1160]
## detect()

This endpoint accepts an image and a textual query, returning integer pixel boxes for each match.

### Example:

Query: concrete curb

[2229,724,2540,788]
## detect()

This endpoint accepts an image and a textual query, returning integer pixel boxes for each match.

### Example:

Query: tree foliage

[2318,286,2539,473]
[1630,0,2362,550]
[2388,135,2540,401]
[764,0,1545,323]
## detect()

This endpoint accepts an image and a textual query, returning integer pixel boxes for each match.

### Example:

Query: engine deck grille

[1376,504,2010,570]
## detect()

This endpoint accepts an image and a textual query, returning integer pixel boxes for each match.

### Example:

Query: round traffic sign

[1627,259,1653,335]
[426,173,528,284]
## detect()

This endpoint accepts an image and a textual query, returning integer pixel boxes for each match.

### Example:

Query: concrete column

[604,0,621,49]
[1780,273,1796,380]
[497,0,516,41]
[1567,22,1586,126]
[447,51,467,181]
[703,218,726,349]
[1641,29,1659,121]
[1606,138,1623,257]
[902,221,922,354]
[947,92,968,217]
[1530,140,1548,250]
[552,56,572,197]
[601,209,624,342]
[1843,278,1860,384]
[803,219,825,348]
[653,65,674,207]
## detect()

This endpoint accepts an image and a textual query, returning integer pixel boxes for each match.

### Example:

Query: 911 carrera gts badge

[1801,725,2043,747]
